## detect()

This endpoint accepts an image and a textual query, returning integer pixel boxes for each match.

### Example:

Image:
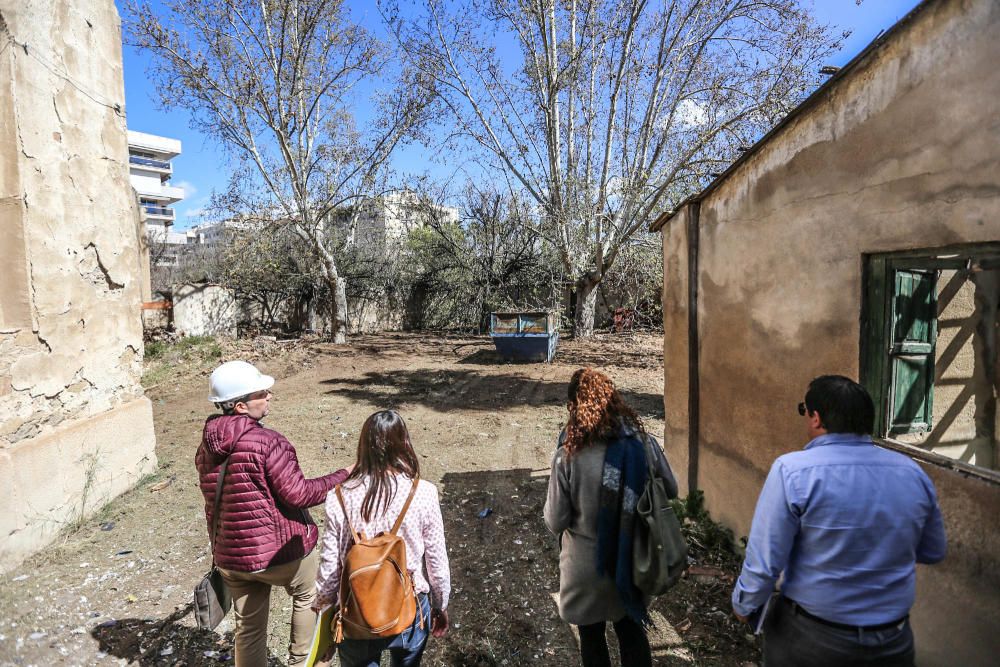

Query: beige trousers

[219,549,319,667]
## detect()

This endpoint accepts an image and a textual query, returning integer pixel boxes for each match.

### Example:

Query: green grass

[673,489,741,560]
[142,336,223,388]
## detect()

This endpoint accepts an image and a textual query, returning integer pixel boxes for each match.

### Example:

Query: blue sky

[120,0,924,229]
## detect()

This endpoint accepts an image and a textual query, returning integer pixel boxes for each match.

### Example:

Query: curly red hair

[563,368,642,457]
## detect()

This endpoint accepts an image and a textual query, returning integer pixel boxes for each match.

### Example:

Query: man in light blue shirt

[732,375,946,666]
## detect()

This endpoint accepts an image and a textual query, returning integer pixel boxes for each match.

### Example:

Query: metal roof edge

[648,0,937,234]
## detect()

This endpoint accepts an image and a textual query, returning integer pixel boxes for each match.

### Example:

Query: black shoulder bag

[194,457,233,630]
[633,437,689,596]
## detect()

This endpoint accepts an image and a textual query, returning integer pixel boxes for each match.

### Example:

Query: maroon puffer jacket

[195,414,349,572]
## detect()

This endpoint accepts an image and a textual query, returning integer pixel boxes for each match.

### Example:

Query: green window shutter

[887,270,936,434]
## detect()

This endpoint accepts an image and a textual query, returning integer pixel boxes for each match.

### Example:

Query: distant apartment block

[188,191,459,251]
[348,191,460,248]
[188,219,251,245]
[127,130,186,257]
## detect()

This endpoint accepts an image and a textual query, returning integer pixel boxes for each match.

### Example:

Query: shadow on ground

[90,604,255,666]
[424,467,580,666]
[618,389,665,422]
[320,369,661,423]
[320,369,567,413]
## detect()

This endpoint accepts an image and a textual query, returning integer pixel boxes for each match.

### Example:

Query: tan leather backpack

[333,477,423,643]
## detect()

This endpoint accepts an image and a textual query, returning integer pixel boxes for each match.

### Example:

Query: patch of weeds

[142,336,223,388]
[176,335,214,353]
[673,490,740,564]
[145,340,168,360]
[135,470,167,490]
[141,363,173,388]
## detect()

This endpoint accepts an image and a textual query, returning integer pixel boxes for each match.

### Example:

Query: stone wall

[658,0,1000,663]
[173,283,237,338]
[0,0,157,571]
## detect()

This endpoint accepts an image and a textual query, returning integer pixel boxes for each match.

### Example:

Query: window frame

[861,244,1000,484]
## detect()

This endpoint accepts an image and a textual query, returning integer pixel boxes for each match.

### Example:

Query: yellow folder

[304,606,335,667]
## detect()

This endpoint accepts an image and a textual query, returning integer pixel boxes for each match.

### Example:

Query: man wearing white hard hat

[196,360,351,667]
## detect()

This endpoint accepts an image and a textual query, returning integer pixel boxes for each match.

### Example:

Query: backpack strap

[390,477,420,536]
[334,484,361,544]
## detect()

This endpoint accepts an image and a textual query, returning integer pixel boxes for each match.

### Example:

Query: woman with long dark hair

[314,410,451,667]
[544,368,678,667]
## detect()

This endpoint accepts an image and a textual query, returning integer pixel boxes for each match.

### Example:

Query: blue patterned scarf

[596,429,650,626]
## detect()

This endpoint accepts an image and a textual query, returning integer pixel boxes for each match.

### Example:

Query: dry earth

[0,332,759,666]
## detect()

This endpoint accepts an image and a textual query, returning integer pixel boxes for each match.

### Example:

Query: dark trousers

[577,616,651,667]
[763,598,914,667]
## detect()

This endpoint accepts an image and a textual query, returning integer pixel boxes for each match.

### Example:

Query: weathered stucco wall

[660,0,1000,664]
[0,0,157,571]
[173,283,237,338]
[661,208,691,497]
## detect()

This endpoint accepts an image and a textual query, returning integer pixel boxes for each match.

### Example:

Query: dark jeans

[337,594,431,667]
[763,598,914,667]
[577,616,651,667]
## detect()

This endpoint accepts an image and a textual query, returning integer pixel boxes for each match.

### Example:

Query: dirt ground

[0,332,759,666]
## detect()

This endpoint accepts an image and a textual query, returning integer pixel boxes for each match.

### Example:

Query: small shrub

[673,489,740,561]
[141,335,222,388]
[177,335,215,351]
[145,341,168,359]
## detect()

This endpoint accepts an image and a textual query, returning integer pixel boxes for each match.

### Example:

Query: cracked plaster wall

[661,0,1000,664]
[0,0,157,570]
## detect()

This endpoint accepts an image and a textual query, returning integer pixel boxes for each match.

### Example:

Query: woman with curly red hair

[544,368,678,667]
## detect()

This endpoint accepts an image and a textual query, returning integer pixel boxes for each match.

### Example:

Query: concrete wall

[0,1,157,571]
[661,208,692,496]
[659,0,1000,663]
[173,284,237,338]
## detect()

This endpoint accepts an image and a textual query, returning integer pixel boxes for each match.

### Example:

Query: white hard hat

[208,360,275,403]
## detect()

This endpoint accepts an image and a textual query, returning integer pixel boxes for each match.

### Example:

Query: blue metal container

[489,311,559,363]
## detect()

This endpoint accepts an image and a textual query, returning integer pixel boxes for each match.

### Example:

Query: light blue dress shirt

[732,433,947,625]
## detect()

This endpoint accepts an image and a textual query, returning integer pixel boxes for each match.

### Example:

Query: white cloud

[675,99,708,128]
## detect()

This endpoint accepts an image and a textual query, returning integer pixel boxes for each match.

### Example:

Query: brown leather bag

[333,477,423,643]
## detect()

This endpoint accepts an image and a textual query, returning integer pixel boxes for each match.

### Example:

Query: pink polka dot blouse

[315,473,451,611]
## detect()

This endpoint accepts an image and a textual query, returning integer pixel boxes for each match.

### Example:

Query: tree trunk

[329,277,348,343]
[573,278,600,338]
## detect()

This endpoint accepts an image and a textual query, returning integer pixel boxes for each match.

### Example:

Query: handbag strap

[209,457,230,564]
[638,433,658,479]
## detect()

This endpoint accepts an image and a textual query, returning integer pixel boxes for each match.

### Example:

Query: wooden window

[887,270,937,434]
[864,257,954,436]
[863,246,1000,443]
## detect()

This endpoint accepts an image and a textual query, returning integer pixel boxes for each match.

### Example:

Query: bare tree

[404,183,557,331]
[388,0,839,336]
[214,222,320,331]
[127,0,436,342]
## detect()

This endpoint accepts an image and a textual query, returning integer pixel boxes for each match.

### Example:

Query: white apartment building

[127,130,186,249]
[332,190,458,252]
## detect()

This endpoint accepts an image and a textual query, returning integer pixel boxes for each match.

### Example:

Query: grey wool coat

[543,432,677,626]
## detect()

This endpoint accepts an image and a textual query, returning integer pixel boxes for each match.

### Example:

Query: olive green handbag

[633,438,688,595]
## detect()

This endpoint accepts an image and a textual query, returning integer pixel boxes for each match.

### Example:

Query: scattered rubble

[1,333,758,666]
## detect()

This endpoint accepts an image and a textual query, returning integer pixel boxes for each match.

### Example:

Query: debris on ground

[1,333,758,666]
